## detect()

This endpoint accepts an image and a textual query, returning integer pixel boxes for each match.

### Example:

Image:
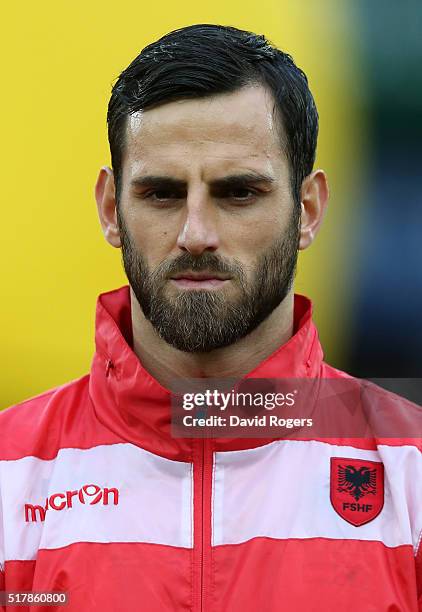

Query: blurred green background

[1,0,421,409]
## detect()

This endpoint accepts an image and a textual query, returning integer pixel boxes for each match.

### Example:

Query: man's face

[117,85,301,352]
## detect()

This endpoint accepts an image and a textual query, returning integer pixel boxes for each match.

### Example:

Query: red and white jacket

[0,286,421,611]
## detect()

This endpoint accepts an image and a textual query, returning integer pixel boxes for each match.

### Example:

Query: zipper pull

[105,359,114,377]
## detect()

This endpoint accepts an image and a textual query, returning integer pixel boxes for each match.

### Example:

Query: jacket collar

[89,285,323,460]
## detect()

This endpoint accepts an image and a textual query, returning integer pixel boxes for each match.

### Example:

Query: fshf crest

[330,458,384,526]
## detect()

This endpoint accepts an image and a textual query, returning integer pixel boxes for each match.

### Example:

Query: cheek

[126,215,180,266]
[224,213,285,262]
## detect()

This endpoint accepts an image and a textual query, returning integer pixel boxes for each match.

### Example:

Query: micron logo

[24,483,119,522]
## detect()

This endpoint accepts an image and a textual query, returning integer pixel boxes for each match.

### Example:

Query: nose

[176,190,220,255]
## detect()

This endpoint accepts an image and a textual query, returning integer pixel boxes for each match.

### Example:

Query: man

[0,24,421,611]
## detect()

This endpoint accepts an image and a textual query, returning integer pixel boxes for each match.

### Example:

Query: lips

[171,271,230,281]
[170,271,230,289]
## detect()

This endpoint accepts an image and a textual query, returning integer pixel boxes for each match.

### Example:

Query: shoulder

[320,362,354,379]
[321,361,421,452]
[0,375,91,461]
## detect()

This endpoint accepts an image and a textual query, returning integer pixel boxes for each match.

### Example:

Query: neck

[130,287,295,389]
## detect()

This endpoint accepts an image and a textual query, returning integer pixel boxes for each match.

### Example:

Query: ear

[299,169,329,250]
[94,166,121,248]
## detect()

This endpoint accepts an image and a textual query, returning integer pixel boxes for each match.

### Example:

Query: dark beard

[118,208,300,353]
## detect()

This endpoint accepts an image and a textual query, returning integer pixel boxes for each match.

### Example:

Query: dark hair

[107,24,319,206]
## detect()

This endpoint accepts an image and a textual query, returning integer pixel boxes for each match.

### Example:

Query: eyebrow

[130,172,276,191]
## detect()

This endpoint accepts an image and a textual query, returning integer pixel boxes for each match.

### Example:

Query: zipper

[193,437,213,611]
[201,439,205,611]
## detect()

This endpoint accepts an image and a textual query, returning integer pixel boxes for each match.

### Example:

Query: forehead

[123,85,287,177]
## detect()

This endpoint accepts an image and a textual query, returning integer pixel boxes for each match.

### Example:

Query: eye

[146,190,183,201]
[139,189,186,206]
[226,187,258,202]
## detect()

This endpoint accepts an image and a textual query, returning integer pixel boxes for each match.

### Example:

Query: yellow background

[1,0,365,408]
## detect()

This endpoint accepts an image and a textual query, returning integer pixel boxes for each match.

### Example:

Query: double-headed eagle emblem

[337,465,377,501]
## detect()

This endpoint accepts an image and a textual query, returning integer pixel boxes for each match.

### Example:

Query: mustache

[151,252,244,281]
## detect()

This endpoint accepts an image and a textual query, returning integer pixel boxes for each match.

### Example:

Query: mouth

[170,271,231,290]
